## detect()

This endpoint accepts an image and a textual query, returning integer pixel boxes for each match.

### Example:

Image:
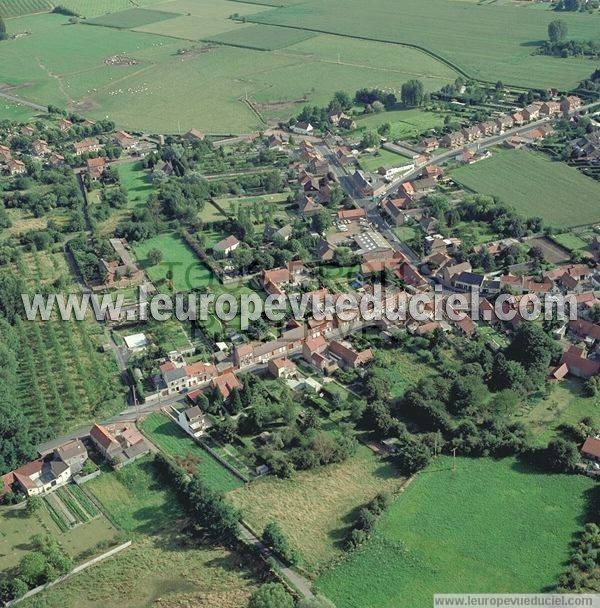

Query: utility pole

[452,447,457,472]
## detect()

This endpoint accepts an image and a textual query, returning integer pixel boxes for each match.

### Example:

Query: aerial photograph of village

[0,0,599,606]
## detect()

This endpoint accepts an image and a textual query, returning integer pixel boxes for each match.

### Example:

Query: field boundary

[6,541,132,607]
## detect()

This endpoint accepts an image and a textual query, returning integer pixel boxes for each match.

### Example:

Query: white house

[177,405,210,438]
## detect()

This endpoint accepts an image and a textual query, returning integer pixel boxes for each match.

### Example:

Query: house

[58,118,72,131]
[315,238,335,262]
[90,423,122,459]
[31,139,49,156]
[48,152,64,168]
[461,126,481,142]
[114,130,137,150]
[1,457,71,498]
[522,103,541,121]
[268,357,297,379]
[73,138,101,156]
[477,121,497,137]
[549,362,569,381]
[0,144,11,163]
[291,122,314,136]
[298,193,325,216]
[178,405,209,438]
[540,101,560,117]
[495,114,514,132]
[337,207,366,222]
[7,159,26,175]
[213,235,240,256]
[21,125,35,136]
[54,440,88,473]
[581,437,600,462]
[339,116,357,130]
[272,224,293,242]
[90,422,149,463]
[184,128,205,141]
[511,112,525,125]
[439,261,472,285]
[86,156,106,180]
[441,132,465,148]
[561,95,581,115]
[452,271,485,292]
[211,372,241,400]
[569,319,600,344]
[350,170,386,198]
[381,197,409,226]
[560,345,600,379]
[328,339,373,369]
[420,137,439,152]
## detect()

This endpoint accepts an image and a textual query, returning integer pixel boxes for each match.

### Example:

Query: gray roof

[163,367,186,383]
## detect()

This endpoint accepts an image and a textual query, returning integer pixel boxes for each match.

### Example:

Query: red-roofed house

[211,372,241,400]
[581,436,600,462]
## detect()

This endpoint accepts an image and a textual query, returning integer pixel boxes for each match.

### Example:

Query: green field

[353,108,448,141]
[230,446,406,572]
[208,23,317,50]
[117,161,155,210]
[375,348,433,398]
[140,412,243,492]
[245,0,600,89]
[0,0,50,18]
[55,0,164,18]
[359,148,411,173]
[551,232,588,252]
[393,226,417,241]
[86,7,179,29]
[134,231,215,292]
[451,149,600,228]
[316,456,596,608]
[87,456,183,533]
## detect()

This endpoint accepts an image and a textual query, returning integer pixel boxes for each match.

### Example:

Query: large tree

[401,79,425,107]
[548,19,568,43]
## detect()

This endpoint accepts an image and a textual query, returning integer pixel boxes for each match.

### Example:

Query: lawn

[393,226,417,241]
[0,500,118,572]
[451,149,600,228]
[117,161,155,210]
[140,412,243,492]
[358,148,411,173]
[86,456,183,533]
[520,378,600,446]
[316,456,596,608]
[246,0,600,89]
[354,108,448,141]
[134,231,215,292]
[229,445,406,572]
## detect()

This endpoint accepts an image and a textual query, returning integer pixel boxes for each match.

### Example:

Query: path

[0,91,47,112]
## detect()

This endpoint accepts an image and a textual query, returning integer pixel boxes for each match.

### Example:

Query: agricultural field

[245,0,600,89]
[550,232,588,252]
[208,24,317,51]
[519,378,600,446]
[140,412,243,493]
[316,456,596,608]
[0,497,118,572]
[0,0,50,18]
[0,101,41,122]
[359,148,411,173]
[86,7,179,29]
[54,0,165,18]
[9,250,125,436]
[229,446,406,572]
[451,149,600,228]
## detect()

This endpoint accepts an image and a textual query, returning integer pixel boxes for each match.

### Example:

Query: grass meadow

[86,7,179,29]
[229,446,406,572]
[140,412,243,493]
[316,456,596,608]
[551,232,588,252]
[359,148,411,173]
[451,149,600,228]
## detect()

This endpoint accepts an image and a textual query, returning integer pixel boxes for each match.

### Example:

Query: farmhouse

[73,138,101,156]
[213,235,240,256]
[7,159,26,175]
[184,128,205,142]
[87,156,106,180]
[114,130,138,150]
[561,96,582,115]
[1,457,71,498]
[559,345,600,379]
[31,139,49,156]
[420,137,439,152]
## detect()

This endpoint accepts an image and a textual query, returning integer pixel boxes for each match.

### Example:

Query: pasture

[451,149,600,228]
[140,412,243,492]
[208,24,317,50]
[229,446,406,572]
[246,0,600,89]
[353,108,448,141]
[53,0,164,18]
[316,456,596,608]
[86,8,179,29]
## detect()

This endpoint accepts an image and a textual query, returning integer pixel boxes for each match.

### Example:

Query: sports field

[245,0,600,89]
[451,149,600,228]
[229,446,406,572]
[316,456,596,608]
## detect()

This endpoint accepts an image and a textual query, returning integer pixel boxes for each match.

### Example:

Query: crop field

[451,149,600,228]
[316,457,596,608]
[208,24,317,50]
[9,250,125,436]
[87,7,179,29]
[55,0,165,18]
[0,0,50,18]
[229,446,406,572]
[140,412,243,492]
[0,501,118,572]
[245,0,600,89]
